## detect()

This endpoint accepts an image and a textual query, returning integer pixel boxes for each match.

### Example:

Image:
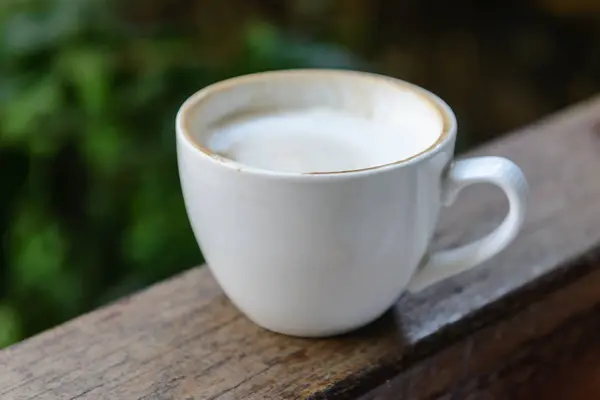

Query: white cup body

[176,70,456,337]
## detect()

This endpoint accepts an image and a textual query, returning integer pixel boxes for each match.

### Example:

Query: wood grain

[1,96,600,399]
[359,262,600,399]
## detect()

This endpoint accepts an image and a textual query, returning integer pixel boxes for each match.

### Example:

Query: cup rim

[176,69,457,179]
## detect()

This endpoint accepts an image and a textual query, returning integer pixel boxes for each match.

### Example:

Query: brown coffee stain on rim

[179,69,456,175]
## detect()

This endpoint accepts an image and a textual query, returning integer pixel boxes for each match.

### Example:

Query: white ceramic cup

[176,69,528,337]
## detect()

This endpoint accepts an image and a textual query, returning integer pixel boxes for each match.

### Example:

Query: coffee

[206,104,443,174]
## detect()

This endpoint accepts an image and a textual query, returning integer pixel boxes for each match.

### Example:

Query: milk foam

[207,107,443,174]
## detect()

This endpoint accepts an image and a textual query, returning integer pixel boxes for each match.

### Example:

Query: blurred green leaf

[42,271,85,317]
[246,20,281,59]
[81,121,128,177]
[1,73,63,155]
[1,0,84,56]
[0,304,21,348]
[2,12,55,55]
[241,20,362,71]
[9,204,67,291]
[123,170,201,281]
[59,47,113,116]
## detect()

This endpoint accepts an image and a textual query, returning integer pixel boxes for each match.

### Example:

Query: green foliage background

[0,0,363,347]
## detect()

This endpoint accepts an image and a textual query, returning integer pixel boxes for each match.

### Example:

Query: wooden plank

[359,261,600,399]
[1,96,600,399]
[512,315,600,400]
[461,306,600,400]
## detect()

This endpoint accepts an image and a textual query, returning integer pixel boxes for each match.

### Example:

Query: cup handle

[407,156,529,292]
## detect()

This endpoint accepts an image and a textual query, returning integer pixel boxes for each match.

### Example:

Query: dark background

[1,0,599,347]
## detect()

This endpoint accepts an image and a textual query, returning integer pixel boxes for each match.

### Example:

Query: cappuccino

[206,105,443,174]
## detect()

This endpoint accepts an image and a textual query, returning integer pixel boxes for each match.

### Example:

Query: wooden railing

[2,97,600,399]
